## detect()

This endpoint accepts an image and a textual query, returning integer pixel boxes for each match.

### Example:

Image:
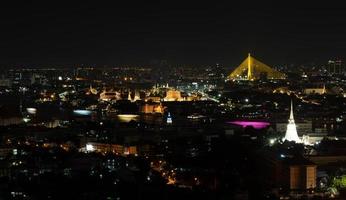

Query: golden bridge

[228,54,286,81]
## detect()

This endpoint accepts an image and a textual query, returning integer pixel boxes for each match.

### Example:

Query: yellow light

[228,54,286,80]
[117,114,139,122]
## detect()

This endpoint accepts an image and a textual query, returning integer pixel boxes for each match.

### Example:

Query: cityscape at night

[2,1,346,200]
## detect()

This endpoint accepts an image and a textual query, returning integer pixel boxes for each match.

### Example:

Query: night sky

[1,1,346,67]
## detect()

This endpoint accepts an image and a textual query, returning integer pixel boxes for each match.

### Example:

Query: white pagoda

[283,101,301,143]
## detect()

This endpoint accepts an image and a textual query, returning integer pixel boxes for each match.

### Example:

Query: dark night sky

[1,1,346,67]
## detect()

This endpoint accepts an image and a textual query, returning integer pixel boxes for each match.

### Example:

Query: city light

[26,108,37,114]
[86,144,94,152]
[227,121,270,129]
[73,109,92,116]
[269,138,275,145]
[0,3,344,199]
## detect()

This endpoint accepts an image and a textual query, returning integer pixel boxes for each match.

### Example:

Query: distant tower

[166,112,173,124]
[283,101,301,143]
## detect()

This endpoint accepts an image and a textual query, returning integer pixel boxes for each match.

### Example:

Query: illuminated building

[164,90,182,101]
[133,90,141,101]
[304,85,326,95]
[228,53,286,80]
[227,120,270,129]
[284,158,316,190]
[128,90,141,102]
[276,120,312,136]
[166,112,172,124]
[283,101,301,143]
[259,150,317,192]
[84,143,137,155]
[99,90,121,101]
[273,87,290,94]
[38,91,56,102]
[26,108,37,115]
[145,96,161,103]
[124,146,137,155]
[31,74,47,85]
[327,60,343,74]
[140,103,164,114]
[117,114,139,123]
[184,94,200,101]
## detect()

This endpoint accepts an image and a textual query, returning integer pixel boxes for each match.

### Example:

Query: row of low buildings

[99,87,200,103]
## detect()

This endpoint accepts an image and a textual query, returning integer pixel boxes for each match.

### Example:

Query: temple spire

[289,100,294,122]
[284,100,301,143]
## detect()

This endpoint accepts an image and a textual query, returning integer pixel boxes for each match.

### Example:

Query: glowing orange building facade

[140,103,165,114]
[164,90,183,101]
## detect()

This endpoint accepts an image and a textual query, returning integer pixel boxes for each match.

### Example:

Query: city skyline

[2,2,346,199]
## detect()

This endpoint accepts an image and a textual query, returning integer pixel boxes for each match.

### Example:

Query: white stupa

[283,101,301,143]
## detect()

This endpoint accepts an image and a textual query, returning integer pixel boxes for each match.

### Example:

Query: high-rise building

[327,60,343,74]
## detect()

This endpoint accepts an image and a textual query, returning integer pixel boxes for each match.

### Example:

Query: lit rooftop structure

[163,89,183,101]
[227,120,270,129]
[99,90,121,101]
[283,101,301,143]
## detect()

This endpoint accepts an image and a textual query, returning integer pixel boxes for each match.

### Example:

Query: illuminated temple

[228,54,286,80]
[283,101,301,143]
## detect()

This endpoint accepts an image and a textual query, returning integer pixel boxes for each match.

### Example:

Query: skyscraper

[327,60,343,74]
